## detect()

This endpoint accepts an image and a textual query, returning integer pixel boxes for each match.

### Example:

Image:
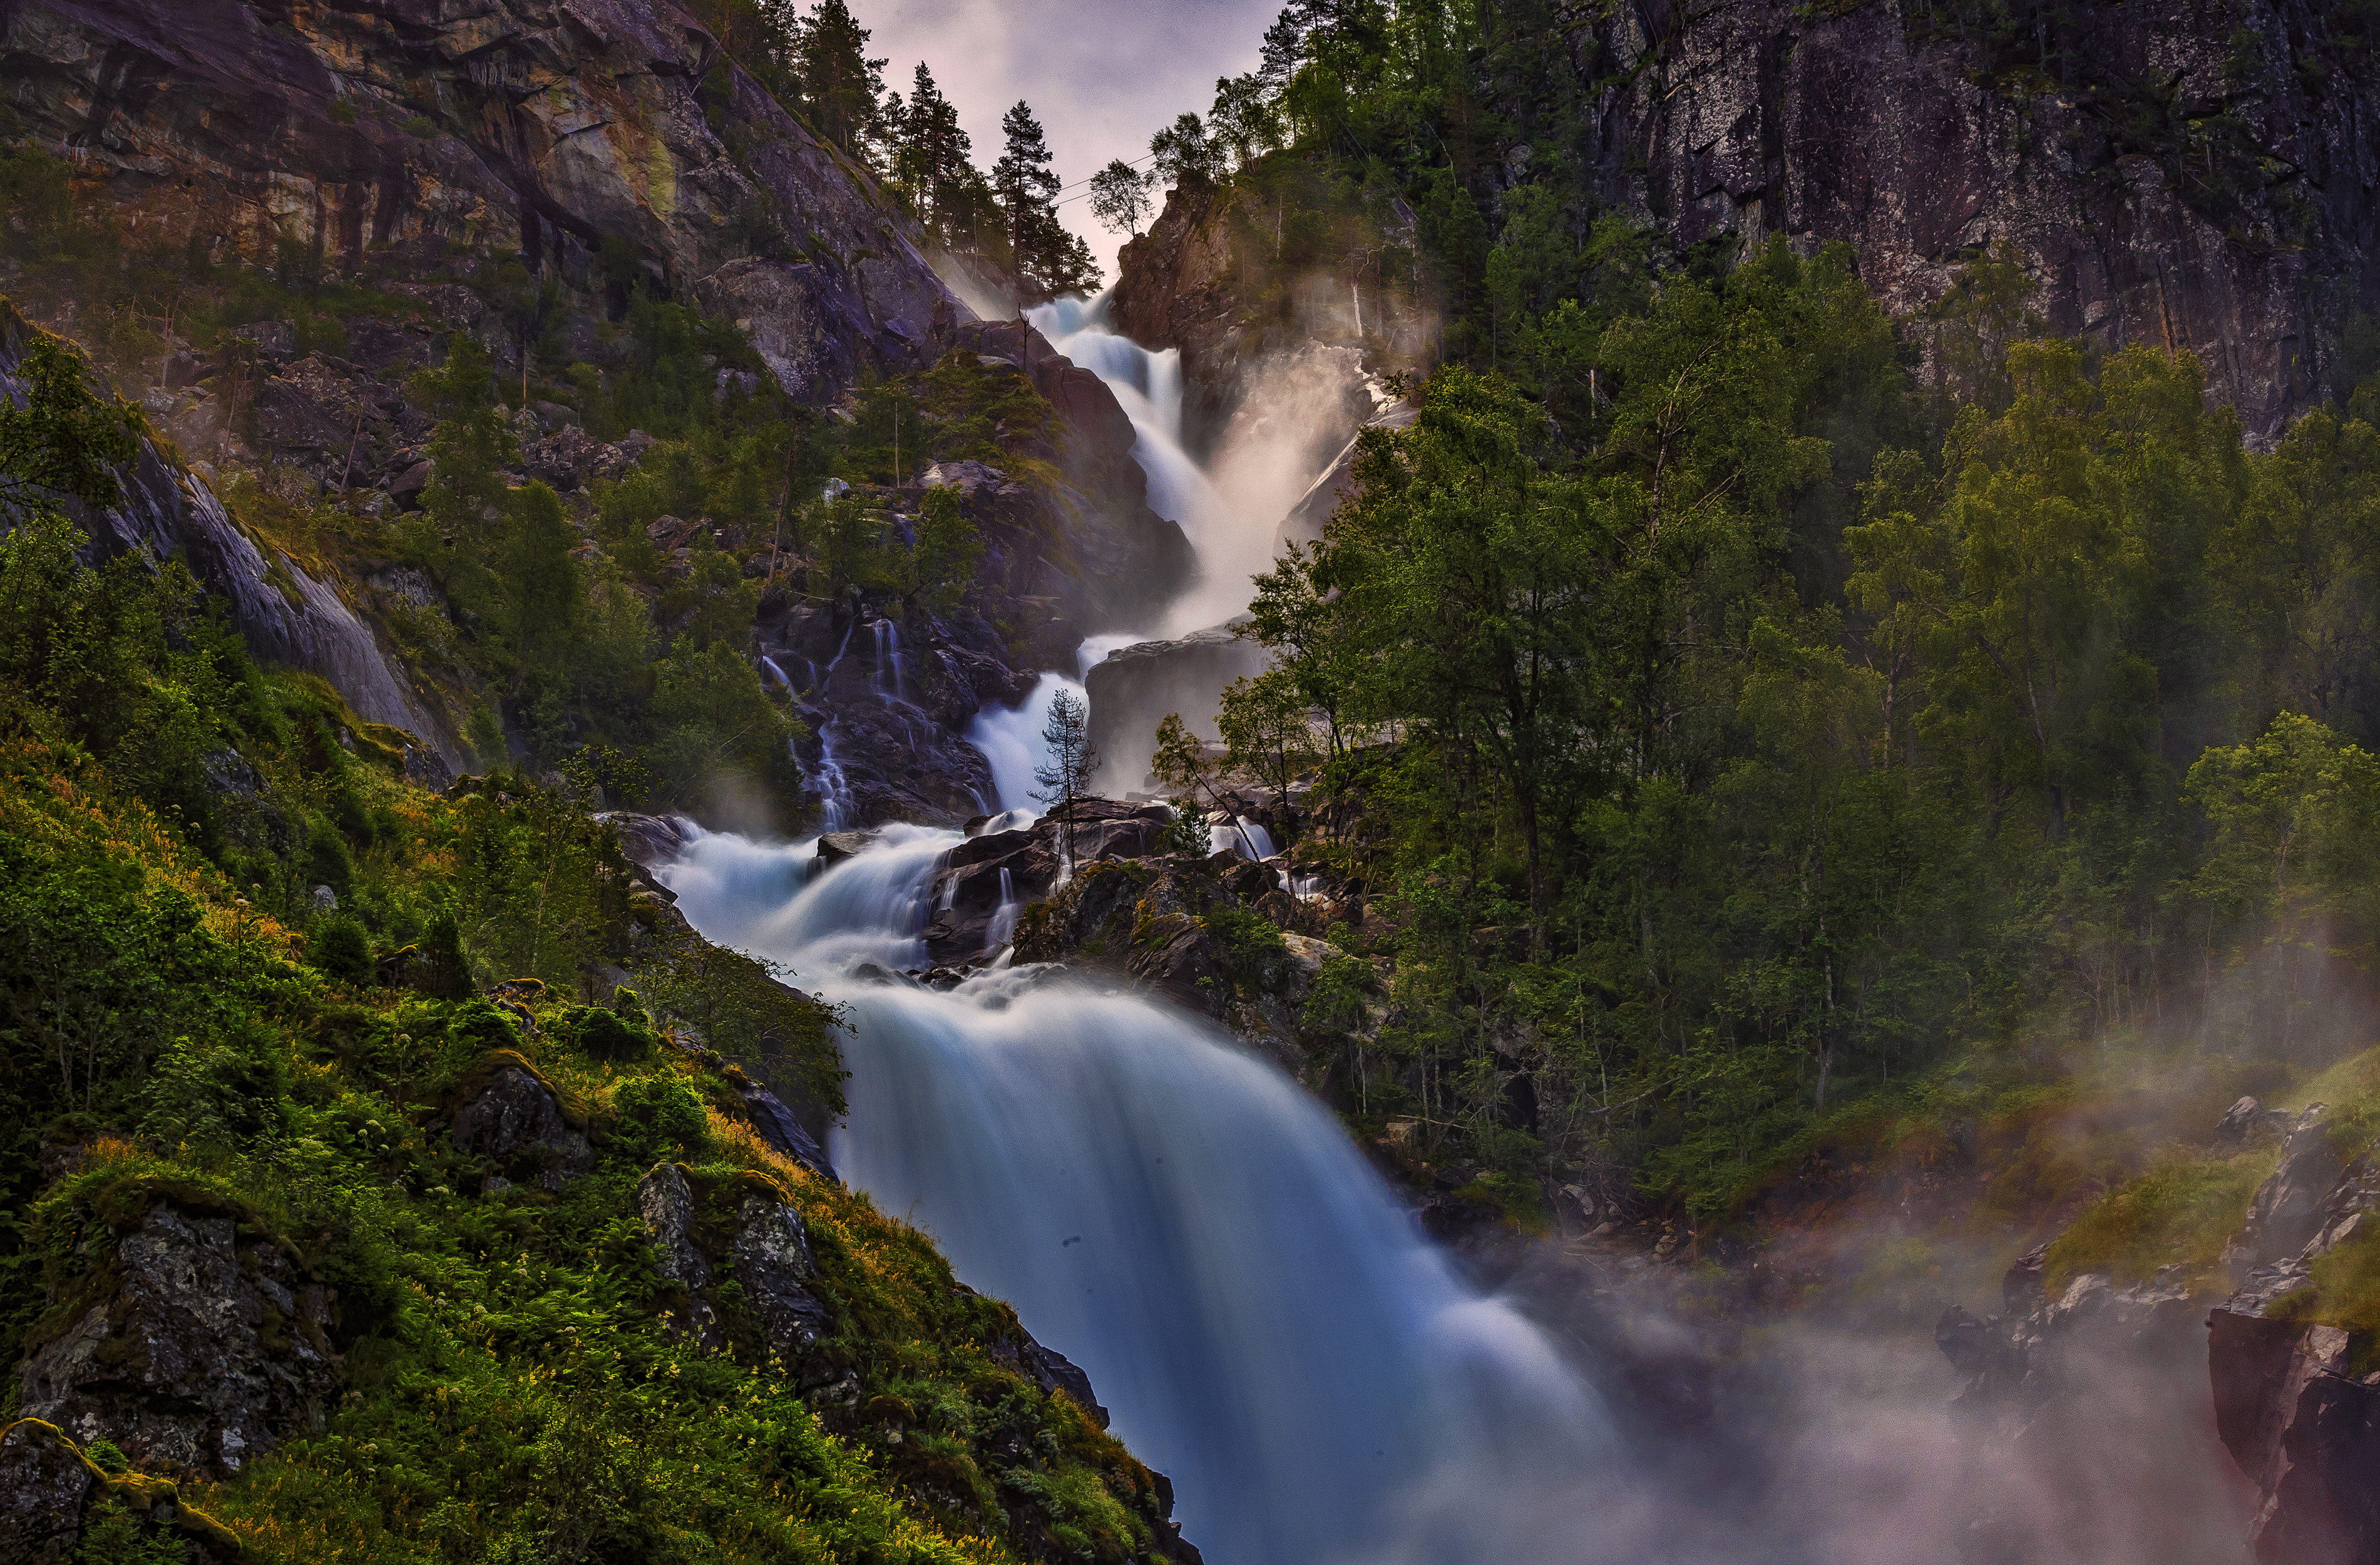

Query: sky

[847,0,1280,285]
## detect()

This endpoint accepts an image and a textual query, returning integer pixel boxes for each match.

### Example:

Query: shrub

[308,915,374,987]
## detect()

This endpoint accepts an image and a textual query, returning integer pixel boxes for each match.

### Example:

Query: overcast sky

[848,0,1279,285]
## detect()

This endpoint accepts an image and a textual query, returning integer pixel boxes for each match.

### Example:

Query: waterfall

[983,866,1020,953]
[964,669,1086,814]
[661,826,1611,1565]
[1212,817,1278,861]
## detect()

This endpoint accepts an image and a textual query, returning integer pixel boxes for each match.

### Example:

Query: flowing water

[660,826,1610,1565]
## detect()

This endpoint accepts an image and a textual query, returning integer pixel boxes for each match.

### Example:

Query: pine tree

[993,100,1060,282]
[894,64,970,241]
[790,0,886,159]
[1034,688,1099,871]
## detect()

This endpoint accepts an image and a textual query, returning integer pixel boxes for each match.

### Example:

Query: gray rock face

[0,0,958,407]
[0,1419,95,1565]
[18,1202,339,1479]
[0,304,464,772]
[2228,1106,2349,1275]
[636,1163,711,1291]
[448,1064,593,1188]
[1932,1264,2248,1559]
[633,1167,838,1387]
[1083,624,1271,797]
[2207,1111,2380,1563]
[1564,0,2378,444]
[730,1195,831,1355]
[734,1080,838,1184]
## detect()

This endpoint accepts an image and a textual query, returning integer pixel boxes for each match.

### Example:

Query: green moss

[2267,1221,2380,1370]
[2043,1150,2275,1296]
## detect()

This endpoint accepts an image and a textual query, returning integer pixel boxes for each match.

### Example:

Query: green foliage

[2043,1151,2275,1295]
[307,915,374,988]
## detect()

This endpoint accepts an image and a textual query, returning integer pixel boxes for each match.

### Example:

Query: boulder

[816,830,878,866]
[0,1419,95,1565]
[18,1202,340,1477]
[2217,1095,2295,1147]
[730,1195,831,1356]
[448,1062,593,1188]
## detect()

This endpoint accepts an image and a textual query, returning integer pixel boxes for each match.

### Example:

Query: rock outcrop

[1083,623,1271,798]
[920,799,1176,965]
[1933,1262,2254,1561]
[0,1419,245,1565]
[1116,3,2380,447]
[17,1200,341,1479]
[0,302,465,772]
[0,0,954,404]
[447,1057,595,1189]
[2206,1102,2380,1564]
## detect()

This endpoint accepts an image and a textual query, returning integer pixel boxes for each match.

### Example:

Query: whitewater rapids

[660,823,1609,1565]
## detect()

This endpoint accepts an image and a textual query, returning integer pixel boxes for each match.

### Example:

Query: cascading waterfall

[1212,817,1278,861]
[1028,294,1218,546]
[661,826,1612,1565]
[964,670,1086,814]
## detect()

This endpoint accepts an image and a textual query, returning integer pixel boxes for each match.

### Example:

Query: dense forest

[1112,0,2380,1220]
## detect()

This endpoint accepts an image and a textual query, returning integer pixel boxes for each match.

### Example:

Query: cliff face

[1580,0,2376,442]
[0,301,465,771]
[1117,0,2380,446]
[0,0,953,401]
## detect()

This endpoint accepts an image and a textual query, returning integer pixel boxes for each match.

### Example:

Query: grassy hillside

[0,326,1186,1564]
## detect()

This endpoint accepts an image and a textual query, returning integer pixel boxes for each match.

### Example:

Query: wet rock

[448,1063,593,1188]
[18,1202,340,1478]
[1082,623,1270,795]
[603,812,689,873]
[816,830,878,866]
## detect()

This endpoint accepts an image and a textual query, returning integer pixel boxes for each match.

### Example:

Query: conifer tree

[993,100,1060,280]
[893,63,970,240]
[790,0,886,159]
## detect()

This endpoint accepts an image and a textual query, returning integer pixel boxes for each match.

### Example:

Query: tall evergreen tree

[993,100,1060,280]
[790,0,886,159]
[893,63,970,240]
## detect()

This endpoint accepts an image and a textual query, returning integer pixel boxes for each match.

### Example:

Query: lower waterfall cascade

[660,824,1611,1565]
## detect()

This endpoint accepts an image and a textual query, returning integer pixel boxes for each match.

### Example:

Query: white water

[661,826,1610,1565]
[1212,817,1278,861]
[964,670,1087,814]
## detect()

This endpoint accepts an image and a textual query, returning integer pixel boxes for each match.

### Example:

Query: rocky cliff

[0,0,951,404]
[0,300,466,772]
[1116,0,2380,446]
